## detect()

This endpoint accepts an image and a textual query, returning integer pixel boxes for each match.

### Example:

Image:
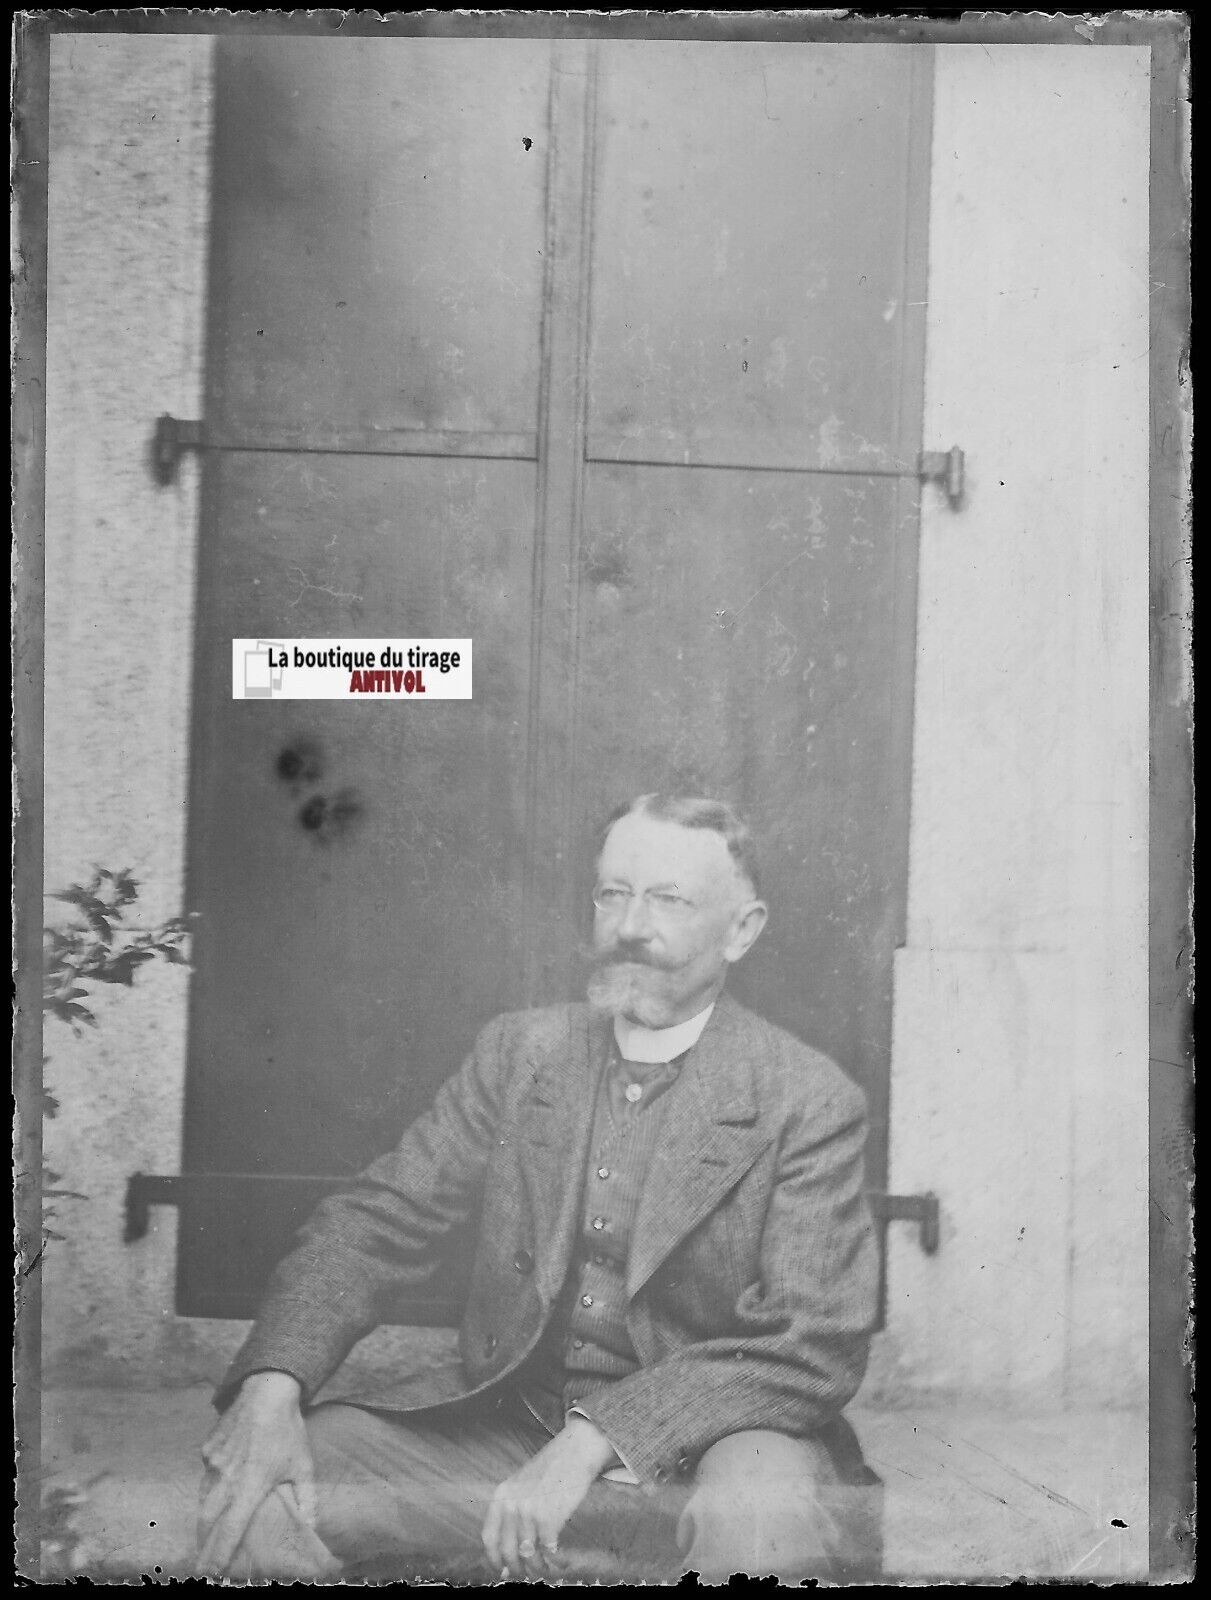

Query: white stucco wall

[42,33,225,1384]
[865,45,1151,1407]
[41,38,1152,1409]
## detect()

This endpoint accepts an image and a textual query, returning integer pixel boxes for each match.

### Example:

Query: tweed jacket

[217,992,879,1486]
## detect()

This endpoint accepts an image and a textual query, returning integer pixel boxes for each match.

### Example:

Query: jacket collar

[679,990,761,1125]
[626,992,767,1297]
[519,1006,609,1302]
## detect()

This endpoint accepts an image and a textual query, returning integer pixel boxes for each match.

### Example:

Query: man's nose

[617,893,655,941]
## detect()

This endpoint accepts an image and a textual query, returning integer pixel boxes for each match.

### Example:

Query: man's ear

[724,899,768,964]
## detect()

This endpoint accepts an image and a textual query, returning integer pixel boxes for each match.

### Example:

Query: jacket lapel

[626,994,770,1300]
[520,1007,612,1303]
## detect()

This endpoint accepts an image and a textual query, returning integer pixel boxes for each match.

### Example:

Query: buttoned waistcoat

[217,992,879,1486]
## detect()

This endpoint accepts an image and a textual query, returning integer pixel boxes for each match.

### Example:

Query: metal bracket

[918,445,965,509]
[150,414,205,487]
[124,1170,343,1243]
[124,1172,182,1241]
[869,1190,941,1254]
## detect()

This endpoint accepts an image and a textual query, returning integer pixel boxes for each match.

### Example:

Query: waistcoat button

[483,1334,498,1357]
[513,1249,534,1274]
[591,1216,606,1231]
[581,1294,594,1308]
[597,1167,611,1180]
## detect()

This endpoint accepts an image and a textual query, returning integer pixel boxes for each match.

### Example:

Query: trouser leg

[227,1397,546,1582]
[676,1423,885,1582]
[214,1404,882,1583]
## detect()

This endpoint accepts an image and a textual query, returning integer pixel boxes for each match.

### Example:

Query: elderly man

[198,794,882,1581]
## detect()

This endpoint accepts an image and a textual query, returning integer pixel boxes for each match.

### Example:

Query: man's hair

[598,794,762,899]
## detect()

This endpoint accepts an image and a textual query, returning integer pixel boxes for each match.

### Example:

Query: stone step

[37,1386,1147,1580]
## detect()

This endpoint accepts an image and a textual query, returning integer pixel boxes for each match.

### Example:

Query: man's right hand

[197,1370,313,1575]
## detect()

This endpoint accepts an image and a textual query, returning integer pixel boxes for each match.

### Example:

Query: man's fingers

[200,1412,236,1467]
[197,1483,264,1576]
[481,1497,503,1573]
[199,1516,250,1577]
[293,1466,318,1528]
[196,1473,225,1566]
[497,1501,523,1580]
[535,1500,567,1554]
[197,1515,234,1576]
[536,1535,566,1574]
[516,1513,545,1580]
[198,1507,246,1578]
[197,1469,235,1545]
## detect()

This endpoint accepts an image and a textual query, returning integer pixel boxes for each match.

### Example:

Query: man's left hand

[482,1414,618,1579]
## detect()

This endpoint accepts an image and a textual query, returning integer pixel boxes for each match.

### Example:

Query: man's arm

[197,1371,314,1574]
[572,1075,878,1485]
[214,1010,514,1410]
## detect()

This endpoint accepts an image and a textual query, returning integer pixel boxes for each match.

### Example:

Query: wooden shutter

[174,38,931,1317]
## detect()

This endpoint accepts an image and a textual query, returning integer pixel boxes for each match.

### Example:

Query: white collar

[613,1001,716,1064]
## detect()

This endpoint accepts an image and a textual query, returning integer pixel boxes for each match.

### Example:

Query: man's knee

[694,1427,839,1491]
[679,1428,881,1581]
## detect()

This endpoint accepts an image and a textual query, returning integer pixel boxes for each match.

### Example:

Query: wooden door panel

[185,453,535,1184]
[589,43,926,470]
[560,464,910,1174]
[210,38,551,434]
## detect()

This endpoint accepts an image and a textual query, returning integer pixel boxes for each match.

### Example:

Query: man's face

[587,813,767,1028]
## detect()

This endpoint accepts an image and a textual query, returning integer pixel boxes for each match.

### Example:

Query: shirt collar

[613,1001,716,1064]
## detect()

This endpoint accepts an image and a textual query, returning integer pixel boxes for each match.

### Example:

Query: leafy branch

[40,1473,109,1576]
[44,867,193,1034]
[42,867,194,1119]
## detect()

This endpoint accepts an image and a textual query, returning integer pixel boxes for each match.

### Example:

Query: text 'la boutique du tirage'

[267,644,462,695]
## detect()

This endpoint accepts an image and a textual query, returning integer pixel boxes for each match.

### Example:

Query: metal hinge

[868,1191,941,1255]
[124,1170,344,1241]
[151,414,205,486]
[918,445,965,508]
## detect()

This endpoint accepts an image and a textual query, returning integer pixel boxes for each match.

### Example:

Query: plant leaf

[45,997,96,1027]
[92,950,155,986]
[81,905,114,944]
[113,871,139,907]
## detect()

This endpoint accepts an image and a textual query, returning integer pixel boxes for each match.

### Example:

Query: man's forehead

[598,814,738,883]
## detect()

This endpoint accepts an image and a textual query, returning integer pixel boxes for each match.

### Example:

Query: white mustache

[586,960,668,1014]
[589,944,672,971]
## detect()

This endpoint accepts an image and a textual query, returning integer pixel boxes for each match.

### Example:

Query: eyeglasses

[592,884,697,920]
